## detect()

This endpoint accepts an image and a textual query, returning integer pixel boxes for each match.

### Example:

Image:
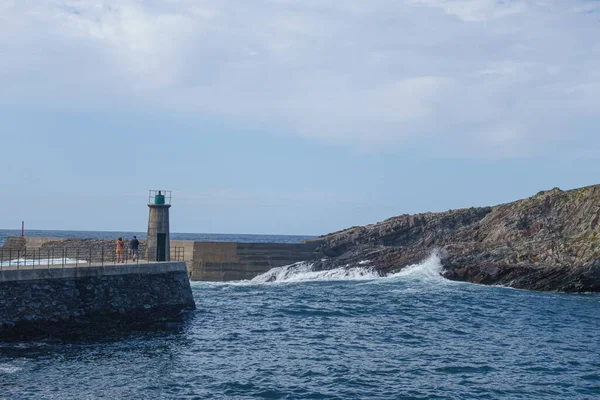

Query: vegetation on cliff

[311,185,600,292]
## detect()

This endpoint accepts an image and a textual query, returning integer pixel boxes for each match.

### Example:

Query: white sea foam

[385,253,444,282]
[246,253,444,285]
[189,252,446,287]
[0,258,87,267]
[250,261,382,284]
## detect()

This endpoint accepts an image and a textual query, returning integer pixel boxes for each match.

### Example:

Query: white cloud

[1,0,599,157]
[406,0,527,21]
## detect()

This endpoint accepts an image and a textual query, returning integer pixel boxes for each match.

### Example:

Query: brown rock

[309,185,600,292]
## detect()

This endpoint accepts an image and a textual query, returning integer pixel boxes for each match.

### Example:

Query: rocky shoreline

[309,185,600,292]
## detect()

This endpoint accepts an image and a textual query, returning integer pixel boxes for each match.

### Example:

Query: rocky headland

[310,185,600,292]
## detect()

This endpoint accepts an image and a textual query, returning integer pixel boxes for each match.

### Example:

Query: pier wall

[1,236,26,250]
[0,262,195,339]
[189,242,322,281]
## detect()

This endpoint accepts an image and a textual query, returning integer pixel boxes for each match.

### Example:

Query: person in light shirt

[116,237,124,263]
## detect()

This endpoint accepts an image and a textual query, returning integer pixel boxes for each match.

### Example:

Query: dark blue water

[1,233,599,399]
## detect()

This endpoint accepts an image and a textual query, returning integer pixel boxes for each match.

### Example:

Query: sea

[0,230,599,399]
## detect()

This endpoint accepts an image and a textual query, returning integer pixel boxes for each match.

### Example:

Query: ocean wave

[0,363,22,374]
[189,253,445,287]
[244,253,444,285]
[384,253,444,282]
[250,261,382,284]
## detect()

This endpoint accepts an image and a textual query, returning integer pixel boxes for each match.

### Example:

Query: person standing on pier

[116,237,124,263]
[130,236,139,261]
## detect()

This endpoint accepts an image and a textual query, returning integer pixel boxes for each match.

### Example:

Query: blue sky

[1,0,600,235]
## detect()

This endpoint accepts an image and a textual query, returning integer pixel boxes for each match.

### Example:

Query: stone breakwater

[0,262,196,339]
[310,185,600,292]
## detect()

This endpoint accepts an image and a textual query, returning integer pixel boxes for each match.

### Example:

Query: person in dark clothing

[130,236,140,261]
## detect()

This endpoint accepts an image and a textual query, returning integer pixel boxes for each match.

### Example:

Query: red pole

[21,221,24,237]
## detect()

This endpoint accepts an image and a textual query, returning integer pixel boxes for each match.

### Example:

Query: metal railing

[0,247,185,270]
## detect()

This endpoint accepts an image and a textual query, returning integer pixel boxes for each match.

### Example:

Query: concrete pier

[188,241,322,281]
[0,261,196,339]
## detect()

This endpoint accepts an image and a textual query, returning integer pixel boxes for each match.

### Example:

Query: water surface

[0,232,598,399]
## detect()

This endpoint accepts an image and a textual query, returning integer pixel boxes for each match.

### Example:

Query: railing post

[101,246,104,266]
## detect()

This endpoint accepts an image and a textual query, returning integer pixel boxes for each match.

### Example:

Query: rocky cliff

[310,185,600,292]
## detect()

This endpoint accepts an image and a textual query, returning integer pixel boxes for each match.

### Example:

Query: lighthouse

[147,190,171,262]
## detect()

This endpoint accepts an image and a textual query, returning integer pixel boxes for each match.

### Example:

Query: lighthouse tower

[147,190,171,262]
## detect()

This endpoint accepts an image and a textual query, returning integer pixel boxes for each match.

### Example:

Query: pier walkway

[0,247,186,271]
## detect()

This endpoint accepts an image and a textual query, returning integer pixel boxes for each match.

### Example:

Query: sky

[1,0,600,235]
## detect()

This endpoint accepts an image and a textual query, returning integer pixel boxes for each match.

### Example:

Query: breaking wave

[249,254,444,284]
[385,254,445,282]
[250,262,381,284]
